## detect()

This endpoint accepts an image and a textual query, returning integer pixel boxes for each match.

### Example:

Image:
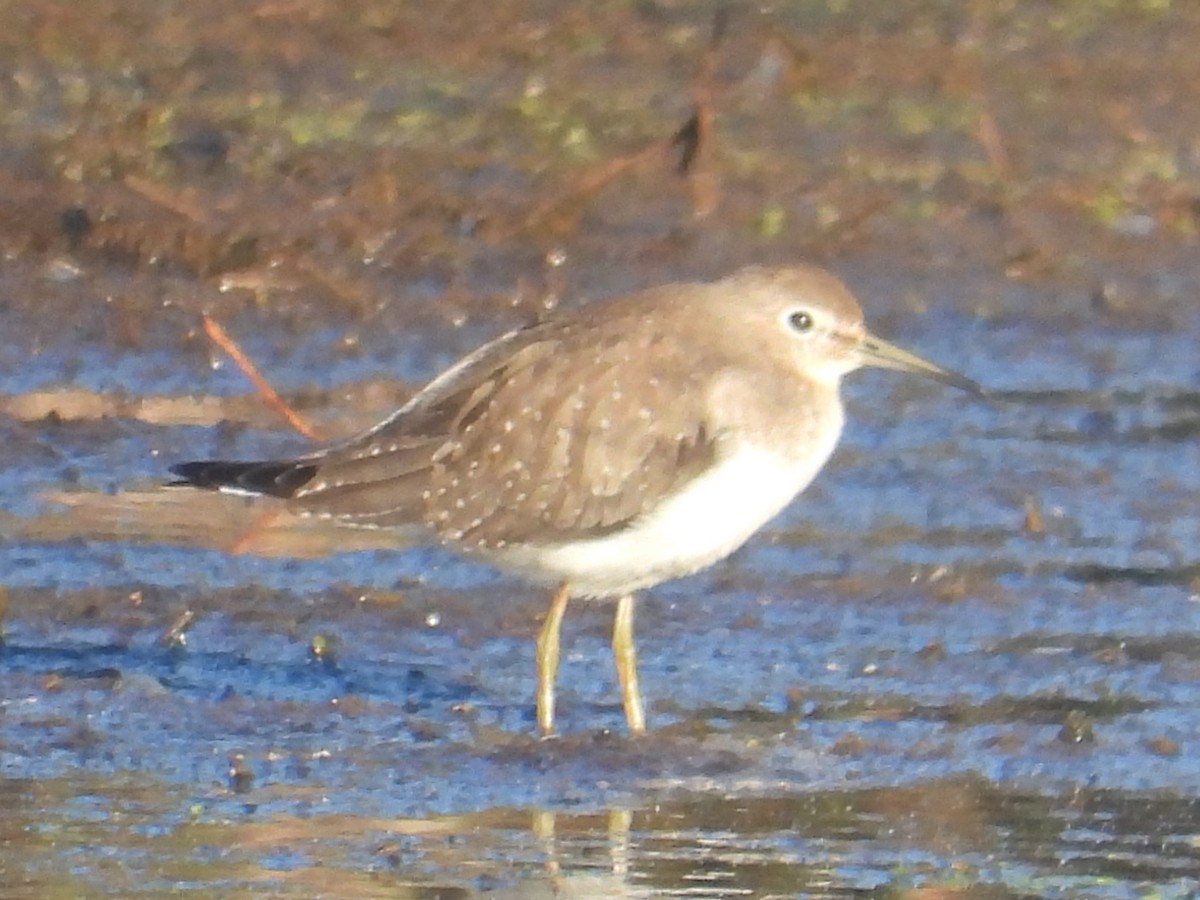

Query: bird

[170,264,981,736]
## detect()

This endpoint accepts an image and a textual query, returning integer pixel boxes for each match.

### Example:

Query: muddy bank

[4,1,1200,897]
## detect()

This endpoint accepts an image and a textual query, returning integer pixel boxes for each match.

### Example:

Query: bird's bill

[860,333,984,395]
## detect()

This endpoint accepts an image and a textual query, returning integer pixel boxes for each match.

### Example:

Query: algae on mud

[3,0,1200,896]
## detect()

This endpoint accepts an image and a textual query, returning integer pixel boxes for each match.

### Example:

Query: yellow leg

[536,584,571,737]
[612,594,646,735]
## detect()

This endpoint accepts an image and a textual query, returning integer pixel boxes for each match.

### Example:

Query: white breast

[497,411,844,597]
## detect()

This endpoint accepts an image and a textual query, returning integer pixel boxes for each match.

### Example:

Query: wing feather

[283,299,724,548]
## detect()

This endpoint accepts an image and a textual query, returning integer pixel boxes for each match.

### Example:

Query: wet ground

[4,1,1200,896]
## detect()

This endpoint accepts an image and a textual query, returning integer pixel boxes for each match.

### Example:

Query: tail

[168,459,319,499]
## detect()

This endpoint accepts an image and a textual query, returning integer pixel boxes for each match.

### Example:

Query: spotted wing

[290,318,721,547]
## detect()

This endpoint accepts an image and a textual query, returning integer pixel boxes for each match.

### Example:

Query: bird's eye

[788,310,814,333]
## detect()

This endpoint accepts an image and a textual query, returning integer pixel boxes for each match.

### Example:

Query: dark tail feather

[168,459,319,499]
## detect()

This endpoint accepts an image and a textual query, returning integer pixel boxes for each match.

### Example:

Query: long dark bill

[860,333,984,396]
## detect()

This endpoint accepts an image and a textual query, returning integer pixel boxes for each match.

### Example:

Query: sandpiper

[171,265,980,736]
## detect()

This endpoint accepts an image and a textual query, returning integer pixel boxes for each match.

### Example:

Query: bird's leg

[536,583,571,737]
[612,594,646,735]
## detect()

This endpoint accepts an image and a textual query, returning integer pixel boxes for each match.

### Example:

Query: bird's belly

[493,436,839,598]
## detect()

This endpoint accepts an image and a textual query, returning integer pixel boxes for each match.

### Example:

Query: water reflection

[5,263,1200,898]
[5,772,1200,897]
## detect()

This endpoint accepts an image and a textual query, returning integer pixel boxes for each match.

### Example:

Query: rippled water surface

[4,2,1200,897]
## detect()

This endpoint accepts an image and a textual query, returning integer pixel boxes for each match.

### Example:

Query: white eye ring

[788,310,814,333]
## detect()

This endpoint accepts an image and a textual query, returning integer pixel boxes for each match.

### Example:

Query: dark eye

[788,310,814,333]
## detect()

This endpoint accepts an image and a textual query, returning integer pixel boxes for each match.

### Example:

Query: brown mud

[4,1,1200,896]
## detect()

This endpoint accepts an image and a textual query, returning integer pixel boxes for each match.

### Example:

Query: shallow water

[5,1,1200,897]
